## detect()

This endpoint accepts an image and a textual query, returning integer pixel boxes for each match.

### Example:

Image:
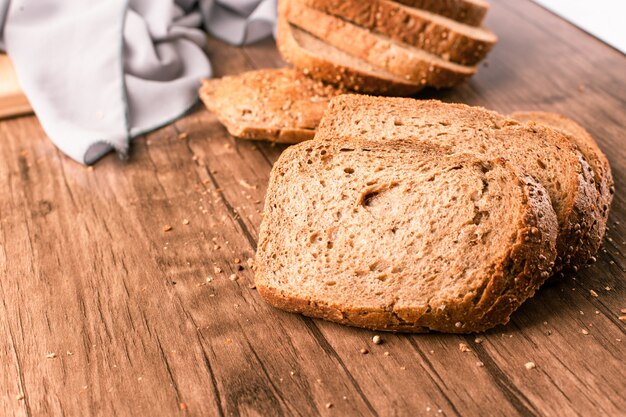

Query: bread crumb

[234,258,241,264]
[182,219,190,225]
[605,286,611,291]
[229,274,238,281]
[162,225,172,232]
[383,351,390,356]
[618,316,626,322]
[524,362,536,370]
[474,337,483,344]
[46,352,57,359]
[454,321,462,328]
[214,266,222,274]
[372,335,382,345]
[179,402,188,410]
[459,343,471,353]
[476,361,484,367]
[360,348,369,354]
[590,289,599,297]
[621,308,626,314]
[581,329,590,335]
[247,258,255,269]
[66,351,73,356]
[178,132,188,140]
[325,403,333,409]
[16,393,24,401]
[400,366,406,370]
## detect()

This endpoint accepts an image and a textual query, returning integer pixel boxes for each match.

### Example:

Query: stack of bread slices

[254,96,614,333]
[201,0,497,144]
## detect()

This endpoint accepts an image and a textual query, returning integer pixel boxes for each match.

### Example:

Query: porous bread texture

[316,95,602,273]
[199,68,343,143]
[255,139,558,333]
[393,0,489,26]
[283,2,476,88]
[511,111,613,269]
[295,0,496,65]
[276,18,425,96]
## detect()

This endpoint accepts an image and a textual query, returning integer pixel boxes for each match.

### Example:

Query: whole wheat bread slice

[255,139,558,333]
[283,2,476,87]
[316,95,602,274]
[394,0,489,26]
[296,0,496,65]
[199,68,344,143]
[511,111,613,267]
[277,18,425,95]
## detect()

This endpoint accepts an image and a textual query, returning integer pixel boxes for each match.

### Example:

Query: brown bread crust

[296,0,496,65]
[276,18,425,95]
[199,68,343,144]
[283,2,476,88]
[394,0,489,26]
[510,111,614,271]
[256,139,558,333]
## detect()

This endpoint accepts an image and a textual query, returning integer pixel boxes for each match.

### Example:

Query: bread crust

[255,140,558,333]
[296,0,496,65]
[393,0,489,26]
[276,19,425,96]
[510,111,614,271]
[283,2,476,88]
[199,68,340,143]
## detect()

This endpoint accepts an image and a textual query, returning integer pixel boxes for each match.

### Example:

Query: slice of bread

[199,68,343,143]
[296,0,497,65]
[255,139,558,333]
[283,2,476,87]
[277,19,425,95]
[316,95,602,273]
[510,111,614,267]
[394,0,489,26]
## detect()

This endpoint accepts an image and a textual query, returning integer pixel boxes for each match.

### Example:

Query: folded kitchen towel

[0,0,277,164]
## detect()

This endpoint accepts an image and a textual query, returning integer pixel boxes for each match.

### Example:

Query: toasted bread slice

[256,139,557,333]
[296,0,496,65]
[316,95,603,273]
[283,2,476,87]
[199,68,343,143]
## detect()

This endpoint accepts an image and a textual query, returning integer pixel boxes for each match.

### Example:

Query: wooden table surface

[1,1,625,416]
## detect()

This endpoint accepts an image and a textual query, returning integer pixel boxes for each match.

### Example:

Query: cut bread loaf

[394,0,489,26]
[296,0,496,65]
[255,139,558,333]
[316,95,602,273]
[511,111,614,266]
[283,2,476,87]
[199,68,343,143]
[277,18,425,95]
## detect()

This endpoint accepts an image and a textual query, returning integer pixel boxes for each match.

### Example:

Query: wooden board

[0,54,32,119]
[0,1,625,416]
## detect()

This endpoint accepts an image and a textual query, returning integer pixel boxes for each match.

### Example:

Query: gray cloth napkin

[0,0,276,164]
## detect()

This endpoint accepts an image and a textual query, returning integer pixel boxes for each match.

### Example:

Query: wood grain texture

[1,1,625,416]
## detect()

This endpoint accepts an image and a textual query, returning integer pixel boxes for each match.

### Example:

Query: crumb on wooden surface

[162,225,173,232]
[525,362,536,370]
[459,343,471,353]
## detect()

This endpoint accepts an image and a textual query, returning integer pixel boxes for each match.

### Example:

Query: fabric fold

[0,0,277,164]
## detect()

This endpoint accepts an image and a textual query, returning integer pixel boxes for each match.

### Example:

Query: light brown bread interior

[316,95,601,273]
[199,68,343,143]
[276,18,425,95]
[255,139,557,333]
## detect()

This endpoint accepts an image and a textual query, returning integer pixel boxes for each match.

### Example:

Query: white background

[533,0,626,54]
